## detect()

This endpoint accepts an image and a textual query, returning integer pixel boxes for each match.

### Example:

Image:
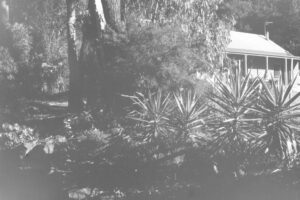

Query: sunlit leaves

[23,140,38,155]
[43,138,55,154]
[0,123,68,155]
[1,123,37,149]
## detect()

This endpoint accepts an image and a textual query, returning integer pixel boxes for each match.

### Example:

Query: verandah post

[291,58,294,80]
[284,58,288,85]
[244,54,248,76]
[266,56,269,79]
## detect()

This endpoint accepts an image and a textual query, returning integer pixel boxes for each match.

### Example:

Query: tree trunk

[0,0,9,47]
[79,0,105,109]
[80,0,124,109]
[66,0,83,112]
[102,0,125,33]
[0,0,9,24]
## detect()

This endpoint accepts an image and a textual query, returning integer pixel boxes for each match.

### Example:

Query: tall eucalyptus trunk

[80,0,106,108]
[0,0,9,24]
[77,0,125,109]
[66,0,83,112]
[82,0,125,108]
[102,0,125,33]
[0,0,9,47]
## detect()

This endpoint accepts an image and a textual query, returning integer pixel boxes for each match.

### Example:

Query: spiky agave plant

[172,89,207,143]
[254,77,300,165]
[124,89,208,163]
[207,70,261,155]
[124,90,173,142]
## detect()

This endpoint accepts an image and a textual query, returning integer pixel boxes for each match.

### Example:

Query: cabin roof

[226,31,299,59]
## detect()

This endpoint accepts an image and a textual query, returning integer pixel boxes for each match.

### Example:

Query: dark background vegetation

[1,0,300,199]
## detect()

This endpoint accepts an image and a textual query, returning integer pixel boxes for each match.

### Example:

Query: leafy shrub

[38,15,68,94]
[40,62,67,93]
[0,123,37,151]
[0,122,67,155]
[0,23,32,91]
[9,23,32,64]
[0,23,37,96]
[0,47,17,81]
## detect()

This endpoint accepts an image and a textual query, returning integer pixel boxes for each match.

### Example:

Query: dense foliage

[1,0,300,200]
[3,70,300,199]
[125,0,234,89]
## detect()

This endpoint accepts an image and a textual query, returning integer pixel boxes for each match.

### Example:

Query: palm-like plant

[207,70,261,155]
[124,89,208,164]
[172,90,207,142]
[125,89,207,142]
[254,77,300,164]
[124,90,172,142]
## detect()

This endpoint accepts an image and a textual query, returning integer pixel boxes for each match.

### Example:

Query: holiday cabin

[226,31,300,86]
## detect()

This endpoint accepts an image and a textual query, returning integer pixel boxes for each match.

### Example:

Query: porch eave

[225,49,300,60]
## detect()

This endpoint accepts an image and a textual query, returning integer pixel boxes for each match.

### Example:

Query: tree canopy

[230,0,300,55]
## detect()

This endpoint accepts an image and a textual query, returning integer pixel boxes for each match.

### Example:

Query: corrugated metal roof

[226,31,299,59]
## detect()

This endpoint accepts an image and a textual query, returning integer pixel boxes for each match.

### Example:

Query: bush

[9,23,32,64]
[126,69,300,176]
[0,47,17,82]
